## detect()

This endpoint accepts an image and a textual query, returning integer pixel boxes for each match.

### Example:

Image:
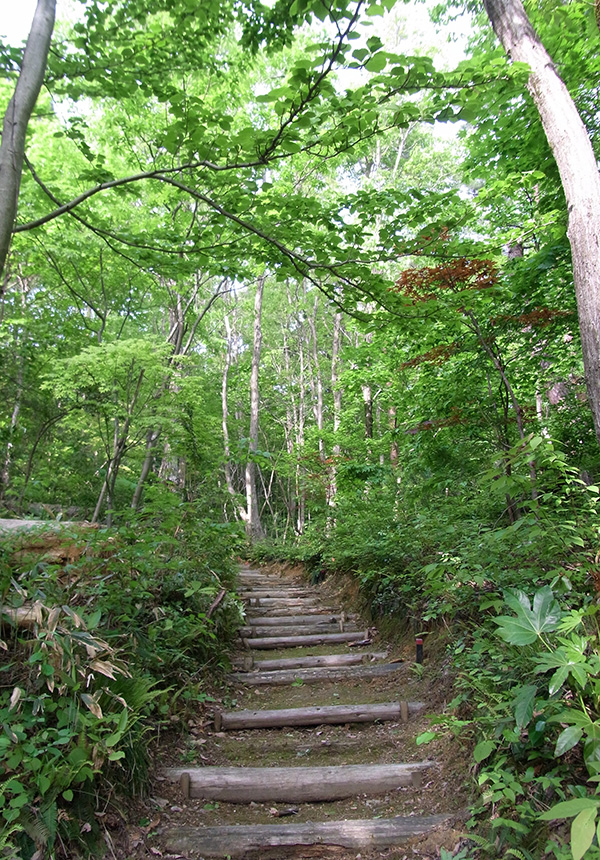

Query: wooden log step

[240,623,359,638]
[244,597,321,606]
[245,614,355,626]
[233,651,389,671]
[163,814,450,857]
[214,700,423,731]
[163,762,434,802]
[244,631,369,650]
[245,604,339,617]
[230,662,406,687]
[238,590,315,599]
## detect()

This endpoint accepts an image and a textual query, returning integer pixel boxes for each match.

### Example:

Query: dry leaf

[9,686,22,711]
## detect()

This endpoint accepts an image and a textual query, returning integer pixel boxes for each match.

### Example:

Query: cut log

[245,614,355,626]
[1,602,44,629]
[163,762,434,802]
[239,623,358,638]
[244,631,369,650]
[214,700,424,731]
[244,597,321,606]
[229,662,406,687]
[245,604,339,617]
[238,590,315,600]
[233,651,389,671]
[163,814,450,857]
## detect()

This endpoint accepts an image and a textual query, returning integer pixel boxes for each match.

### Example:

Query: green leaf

[108,750,125,761]
[473,740,496,763]
[572,806,597,860]
[513,684,537,730]
[495,587,561,645]
[365,53,387,73]
[555,725,583,756]
[416,731,437,745]
[540,798,600,820]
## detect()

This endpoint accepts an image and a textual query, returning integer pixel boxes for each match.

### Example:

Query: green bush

[0,504,244,858]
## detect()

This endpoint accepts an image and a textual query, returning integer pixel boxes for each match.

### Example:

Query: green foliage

[0,508,243,857]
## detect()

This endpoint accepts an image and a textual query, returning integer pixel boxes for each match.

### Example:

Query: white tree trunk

[0,0,56,281]
[246,276,266,540]
[222,312,247,523]
[483,0,600,444]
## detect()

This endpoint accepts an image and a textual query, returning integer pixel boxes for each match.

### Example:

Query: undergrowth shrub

[0,501,244,858]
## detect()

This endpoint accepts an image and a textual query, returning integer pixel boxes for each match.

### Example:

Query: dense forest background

[3,0,600,857]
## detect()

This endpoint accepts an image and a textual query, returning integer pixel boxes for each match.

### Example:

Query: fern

[505,849,530,860]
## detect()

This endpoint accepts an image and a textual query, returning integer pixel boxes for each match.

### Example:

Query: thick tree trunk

[483,0,600,445]
[0,0,56,283]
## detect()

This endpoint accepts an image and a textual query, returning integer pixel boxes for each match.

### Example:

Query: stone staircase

[160,565,459,858]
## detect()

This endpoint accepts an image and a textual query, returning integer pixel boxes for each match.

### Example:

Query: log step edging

[233,651,389,671]
[245,604,339,617]
[245,613,356,626]
[163,761,434,802]
[229,661,406,687]
[214,700,423,731]
[239,623,359,638]
[163,814,451,857]
[244,630,370,650]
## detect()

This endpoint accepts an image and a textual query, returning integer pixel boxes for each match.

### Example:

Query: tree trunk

[362,384,373,439]
[483,0,600,445]
[307,295,325,460]
[0,0,56,283]
[221,312,246,522]
[91,368,145,524]
[0,275,28,499]
[130,427,161,510]
[329,311,343,507]
[246,275,266,540]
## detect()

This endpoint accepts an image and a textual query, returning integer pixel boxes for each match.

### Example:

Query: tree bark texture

[0,0,56,283]
[483,0,600,445]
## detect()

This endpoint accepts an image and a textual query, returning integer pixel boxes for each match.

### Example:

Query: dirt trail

[149,565,470,859]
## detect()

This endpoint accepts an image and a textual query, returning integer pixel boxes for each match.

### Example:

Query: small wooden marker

[180,771,191,799]
[416,637,424,664]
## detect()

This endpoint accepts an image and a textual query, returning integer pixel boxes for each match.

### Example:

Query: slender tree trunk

[0,0,56,283]
[483,0,600,446]
[329,311,343,507]
[16,413,64,512]
[92,368,145,524]
[282,329,298,532]
[389,407,399,468]
[0,276,28,499]
[307,296,325,461]
[131,427,161,510]
[362,385,373,439]
[246,275,266,540]
[221,312,246,522]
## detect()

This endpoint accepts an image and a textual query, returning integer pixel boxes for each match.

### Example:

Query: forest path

[155,565,469,860]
